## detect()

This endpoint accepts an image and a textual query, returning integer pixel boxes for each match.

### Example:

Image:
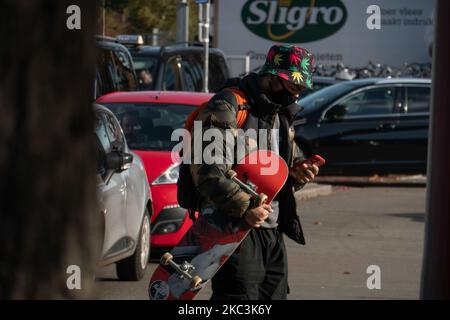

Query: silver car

[94,104,152,281]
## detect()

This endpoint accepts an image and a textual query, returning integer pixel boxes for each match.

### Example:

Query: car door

[103,111,145,243]
[317,86,399,172]
[393,85,430,172]
[96,111,128,260]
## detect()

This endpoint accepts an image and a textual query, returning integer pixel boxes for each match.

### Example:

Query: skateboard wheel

[160,252,173,266]
[191,276,202,288]
[225,170,237,180]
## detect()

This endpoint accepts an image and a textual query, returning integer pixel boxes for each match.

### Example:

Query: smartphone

[300,154,326,168]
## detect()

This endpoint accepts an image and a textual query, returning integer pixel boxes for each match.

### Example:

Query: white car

[94,104,153,281]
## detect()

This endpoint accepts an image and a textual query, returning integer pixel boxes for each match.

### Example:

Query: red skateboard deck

[148,150,288,300]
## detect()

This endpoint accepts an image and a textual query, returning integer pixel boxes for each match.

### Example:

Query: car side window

[326,87,395,119]
[186,55,205,91]
[209,55,227,92]
[97,49,116,95]
[191,58,204,91]
[164,57,182,91]
[181,59,197,92]
[95,113,111,153]
[113,49,137,91]
[94,113,110,175]
[103,112,124,151]
[406,86,430,113]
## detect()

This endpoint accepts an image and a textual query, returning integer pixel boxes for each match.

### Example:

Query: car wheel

[116,210,151,281]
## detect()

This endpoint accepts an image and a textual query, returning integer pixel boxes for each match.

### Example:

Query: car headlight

[151,163,180,185]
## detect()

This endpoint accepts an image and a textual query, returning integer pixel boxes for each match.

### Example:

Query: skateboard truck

[226,170,268,206]
[160,253,203,289]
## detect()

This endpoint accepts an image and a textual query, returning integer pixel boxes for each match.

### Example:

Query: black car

[300,76,345,98]
[294,78,431,175]
[116,35,230,93]
[94,36,138,99]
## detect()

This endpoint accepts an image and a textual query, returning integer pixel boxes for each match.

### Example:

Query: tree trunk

[421,0,450,299]
[0,0,100,299]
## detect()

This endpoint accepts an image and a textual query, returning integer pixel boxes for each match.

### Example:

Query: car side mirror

[104,151,133,184]
[121,152,133,171]
[106,150,133,172]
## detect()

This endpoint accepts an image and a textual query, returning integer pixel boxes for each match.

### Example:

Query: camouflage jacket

[189,73,307,244]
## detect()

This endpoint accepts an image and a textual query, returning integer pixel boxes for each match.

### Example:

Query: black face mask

[268,80,297,107]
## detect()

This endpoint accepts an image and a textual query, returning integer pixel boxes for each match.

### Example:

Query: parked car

[94,104,152,280]
[300,76,345,98]
[294,78,431,175]
[94,36,138,99]
[116,35,230,93]
[96,91,213,253]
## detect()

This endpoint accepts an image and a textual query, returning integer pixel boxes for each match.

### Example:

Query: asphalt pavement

[95,186,425,300]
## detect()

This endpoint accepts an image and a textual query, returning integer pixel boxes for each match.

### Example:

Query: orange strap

[236,109,248,128]
[227,87,249,128]
[184,88,249,132]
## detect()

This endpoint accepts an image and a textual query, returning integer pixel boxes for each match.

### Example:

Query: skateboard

[148,150,289,300]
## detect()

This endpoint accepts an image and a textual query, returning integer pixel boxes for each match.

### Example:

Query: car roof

[313,76,342,83]
[334,78,380,87]
[376,77,431,85]
[311,77,431,87]
[309,77,432,98]
[128,45,161,55]
[129,44,225,57]
[96,38,131,53]
[96,91,214,106]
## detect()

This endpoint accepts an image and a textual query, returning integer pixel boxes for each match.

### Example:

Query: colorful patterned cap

[259,44,315,89]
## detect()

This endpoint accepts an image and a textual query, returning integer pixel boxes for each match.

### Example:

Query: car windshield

[104,103,194,151]
[299,82,368,111]
[133,56,158,89]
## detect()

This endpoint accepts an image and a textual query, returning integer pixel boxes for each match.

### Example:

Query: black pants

[210,227,288,300]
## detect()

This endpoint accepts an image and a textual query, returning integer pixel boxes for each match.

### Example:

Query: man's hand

[289,162,319,184]
[244,204,273,228]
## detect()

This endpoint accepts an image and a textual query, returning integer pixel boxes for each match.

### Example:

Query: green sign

[241,0,347,43]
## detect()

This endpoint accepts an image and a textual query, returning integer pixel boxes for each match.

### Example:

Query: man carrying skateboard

[187,45,319,300]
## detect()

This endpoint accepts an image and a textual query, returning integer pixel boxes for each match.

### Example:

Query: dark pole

[420,0,450,299]
[176,0,189,43]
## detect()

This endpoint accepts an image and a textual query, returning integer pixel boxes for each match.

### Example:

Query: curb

[296,183,333,200]
[314,175,427,187]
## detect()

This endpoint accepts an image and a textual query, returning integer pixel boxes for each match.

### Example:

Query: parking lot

[5,0,448,303]
[96,185,425,300]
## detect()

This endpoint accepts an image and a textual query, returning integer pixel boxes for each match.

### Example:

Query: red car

[97,91,213,252]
